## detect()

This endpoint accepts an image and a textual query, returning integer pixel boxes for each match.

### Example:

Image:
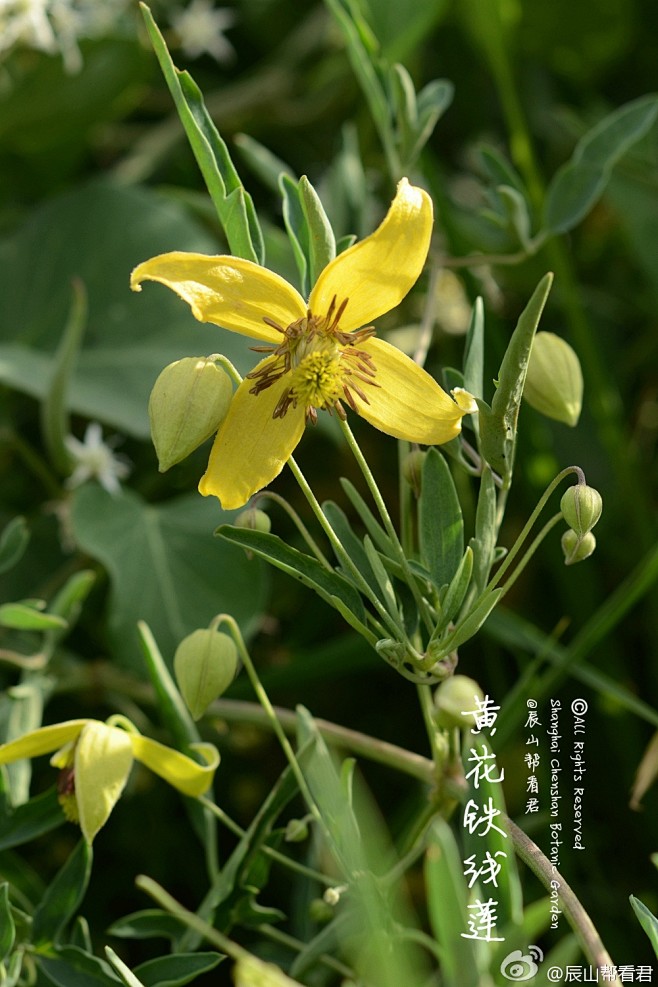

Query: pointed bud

[524,332,583,426]
[561,529,596,565]
[560,484,602,536]
[148,357,232,472]
[174,627,239,720]
[434,675,485,730]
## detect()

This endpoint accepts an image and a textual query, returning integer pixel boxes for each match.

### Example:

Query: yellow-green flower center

[248,296,377,422]
[290,350,344,410]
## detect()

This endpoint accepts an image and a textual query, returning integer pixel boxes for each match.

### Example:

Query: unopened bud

[149,357,232,471]
[235,508,272,534]
[561,529,596,566]
[434,675,485,730]
[560,484,602,536]
[284,817,309,843]
[174,627,239,720]
[524,332,583,426]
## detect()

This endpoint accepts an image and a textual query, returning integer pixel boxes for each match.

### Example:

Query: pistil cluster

[247,296,379,423]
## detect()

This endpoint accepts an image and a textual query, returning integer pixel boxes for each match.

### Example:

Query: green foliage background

[1,0,658,979]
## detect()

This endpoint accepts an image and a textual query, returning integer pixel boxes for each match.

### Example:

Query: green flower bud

[401,450,426,494]
[309,898,334,924]
[560,484,602,536]
[148,357,233,472]
[174,628,239,720]
[434,675,485,730]
[561,529,596,566]
[284,817,309,843]
[235,508,272,533]
[524,332,583,426]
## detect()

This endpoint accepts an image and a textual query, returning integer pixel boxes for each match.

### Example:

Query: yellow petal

[0,720,88,764]
[75,722,134,844]
[131,253,306,343]
[309,178,432,333]
[130,735,219,798]
[199,365,306,509]
[352,338,465,444]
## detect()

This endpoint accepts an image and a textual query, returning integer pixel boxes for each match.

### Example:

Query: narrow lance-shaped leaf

[545,94,658,235]
[279,172,309,297]
[0,516,30,575]
[478,273,553,483]
[33,840,93,946]
[299,175,336,288]
[0,883,15,961]
[139,3,263,263]
[424,819,480,987]
[630,895,658,958]
[419,448,464,591]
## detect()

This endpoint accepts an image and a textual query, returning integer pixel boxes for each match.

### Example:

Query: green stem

[338,418,435,636]
[252,489,333,569]
[287,455,402,642]
[216,615,331,843]
[416,682,442,767]
[199,796,334,887]
[507,819,621,984]
[486,466,581,596]
[496,512,563,599]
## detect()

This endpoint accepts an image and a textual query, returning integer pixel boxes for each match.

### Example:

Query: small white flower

[65,422,131,496]
[171,0,235,63]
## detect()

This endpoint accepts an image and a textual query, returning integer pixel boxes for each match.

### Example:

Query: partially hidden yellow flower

[0,718,219,843]
[131,178,475,509]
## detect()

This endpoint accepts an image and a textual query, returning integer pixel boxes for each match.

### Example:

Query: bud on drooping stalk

[235,508,272,533]
[561,529,597,565]
[524,331,583,426]
[174,626,239,720]
[149,357,233,472]
[560,483,603,537]
[434,674,485,730]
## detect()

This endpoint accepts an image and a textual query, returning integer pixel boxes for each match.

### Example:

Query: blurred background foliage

[1,0,658,975]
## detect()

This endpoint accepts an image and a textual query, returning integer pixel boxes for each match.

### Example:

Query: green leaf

[0,883,15,961]
[133,952,224,987]
[545,94,658,235]
[0,602,67,631]
[38,945,121,987]
[338,478,396,557]
[0,787,64,850]
[107,910,187,943]
[279,172,310,296]
[181,756,307,950]
[70,485,267,668]
[443,588,504,653]
[0,518,30,575]
[104,949,146,987]
[216,524,366,629]
[424,819,480,987]
[33,840,92,946]
[435,546,473,633]
[323,0,395,170]
[418,449,464,590]
[469,466,497,599]
[322,500,391,606]
[630,896,658,958]
[478,273,553,481]
[0,182,253,439]
[140,4,263,263]
[299,176,336,288]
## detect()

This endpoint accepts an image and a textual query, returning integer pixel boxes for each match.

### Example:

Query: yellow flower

[131,178,474,509]
[0,718,219,843]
